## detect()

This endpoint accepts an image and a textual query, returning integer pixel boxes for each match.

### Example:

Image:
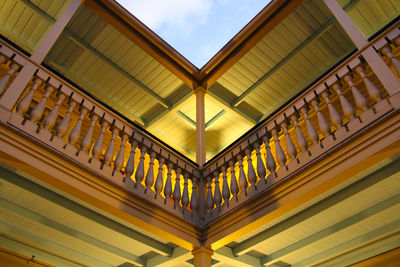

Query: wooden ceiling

[0,0,399,161]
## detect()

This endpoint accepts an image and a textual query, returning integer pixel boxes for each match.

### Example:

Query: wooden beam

[19,0,171,109]
[350,247,400,267]
[205,110,226,130]
[262,193,400,265]
[214,246,262,267]
[146,247,192,267]
[201,0,305,87]
[85,0,198,88]
[0,198,146,266]
[232,158,400,256]
[177,110,196,128]
[45,58,146,126]
[207,90,257,125]
[0,222,112,266]
[0,166,174,257]
[294,220,400,267]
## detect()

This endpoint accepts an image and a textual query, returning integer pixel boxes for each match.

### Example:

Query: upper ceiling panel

[0,0,72,53]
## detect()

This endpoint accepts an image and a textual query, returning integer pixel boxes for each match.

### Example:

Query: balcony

[0,0,400,266]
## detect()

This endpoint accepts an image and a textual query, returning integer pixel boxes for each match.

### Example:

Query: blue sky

[116,0,270,68]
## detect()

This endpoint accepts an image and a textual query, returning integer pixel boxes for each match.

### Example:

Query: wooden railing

[0,23,399,226]
[201,24,400,223]
[0,40,200,222]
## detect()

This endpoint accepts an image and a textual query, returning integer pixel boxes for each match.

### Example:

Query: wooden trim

[350,247,400,267]
[85,0,199,87]
[199,0,305,87]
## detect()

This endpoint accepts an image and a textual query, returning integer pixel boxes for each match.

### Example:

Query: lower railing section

[202,24,400,224]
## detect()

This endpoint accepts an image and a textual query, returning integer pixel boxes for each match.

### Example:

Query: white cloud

[116,0,212,31]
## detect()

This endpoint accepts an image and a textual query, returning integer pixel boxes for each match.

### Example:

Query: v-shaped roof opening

[115,0,271,68]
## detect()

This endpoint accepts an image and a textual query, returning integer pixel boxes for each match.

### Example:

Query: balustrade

[0,21,399,224]
[201,25,400,220]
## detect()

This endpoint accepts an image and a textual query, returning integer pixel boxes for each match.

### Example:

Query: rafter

[262,193,400,266]
[232,0,361,108]
[0,198,145,266]
[19,0,171,109]
[0,166,174,257]
[232,158,400,256]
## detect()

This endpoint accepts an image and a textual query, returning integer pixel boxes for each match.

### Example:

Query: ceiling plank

[262,193,400,266]
[207,90,257,125]
[232,158,400,256]
[294,220,400,267]
[18,0,171,109]
[146,247,192,267]
[0,166,174,257]
[214,246,262,267]
[0,197,146,266]
[0,221,112,267]
[46,58,146,126]
[0,235,84,267]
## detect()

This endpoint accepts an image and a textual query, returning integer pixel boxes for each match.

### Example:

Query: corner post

[195,86,206,167]
[0,0,83,112]
[192,246,213,267]
[323,0,400,95]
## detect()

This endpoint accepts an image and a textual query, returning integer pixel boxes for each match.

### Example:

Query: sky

[116,0,270,68]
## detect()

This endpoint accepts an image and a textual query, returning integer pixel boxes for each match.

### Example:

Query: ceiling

[0,0,399,163]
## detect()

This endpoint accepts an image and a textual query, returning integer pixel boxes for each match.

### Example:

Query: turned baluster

[104,127,118,166]
[124,138,138,182]
[311,98,330,138]
[213,172,222,209]
[263,134,277,177]
[206,176,214,212]
[0,54,6,65]
[135,145,147,187]
[343,74,368,113]
[190,176,198,212]
[301,106,319,145]
[68,107,88,147]
[80,114,99,154]
[17,77,42,115]
[181,172,190,212]
[355,66,381,102]
[245,146,257,189]
[281,120,297,161]
[154,157,165,198]
[394,37,400,47]
[291,113,308,153]
[164,162,173,203]
[229,160,239,201]
[91,120,108,160]
[254,142,266,184]
[56,99,77,139]
[144,151,156,193]
[272,127,286,169]
[173,168,182,209]
[332,82,355,121]
[0,62,19,95]
[237,154,248,196]
[221,166,230,207]
[30,84,54,124]
[44,92,66,131]
[322,90,342,129]
[114,132,128,174]
[381,46,400,77]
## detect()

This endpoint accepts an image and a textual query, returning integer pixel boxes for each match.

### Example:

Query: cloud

[116,0,212,31]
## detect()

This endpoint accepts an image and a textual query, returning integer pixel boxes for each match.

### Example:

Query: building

[0,0,399,266]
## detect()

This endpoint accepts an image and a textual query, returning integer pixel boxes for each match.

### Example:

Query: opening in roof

[115,0,271,68]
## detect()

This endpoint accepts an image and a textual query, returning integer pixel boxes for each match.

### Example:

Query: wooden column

[323,0,400,95]
[31,0,83,63]
[195,87,206,166]
[192,246,213,267]
[0,0,83,113]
